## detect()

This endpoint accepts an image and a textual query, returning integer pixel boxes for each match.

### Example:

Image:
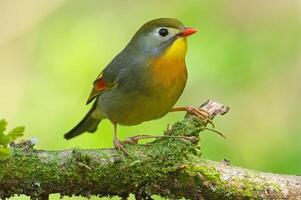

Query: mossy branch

[0,101,300,200]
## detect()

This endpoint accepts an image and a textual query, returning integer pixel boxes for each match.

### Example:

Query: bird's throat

[151,37,188,88]
[163,37,188,60]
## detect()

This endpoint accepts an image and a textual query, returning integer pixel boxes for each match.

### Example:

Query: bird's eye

[158,28,169,37]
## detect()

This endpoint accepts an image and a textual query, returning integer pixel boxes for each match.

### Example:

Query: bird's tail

[64,103,101,140]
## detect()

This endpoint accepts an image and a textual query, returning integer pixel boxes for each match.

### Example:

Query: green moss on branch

[0,101,300,200]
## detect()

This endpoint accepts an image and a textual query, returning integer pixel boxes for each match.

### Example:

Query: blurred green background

[1,0,301,199]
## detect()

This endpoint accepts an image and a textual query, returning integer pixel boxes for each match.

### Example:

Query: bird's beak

[180,27,198,37]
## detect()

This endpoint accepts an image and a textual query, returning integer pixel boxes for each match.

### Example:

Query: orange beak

[180,27,198,37]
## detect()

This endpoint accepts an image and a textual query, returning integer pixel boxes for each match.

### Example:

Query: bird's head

[128,18,197,57]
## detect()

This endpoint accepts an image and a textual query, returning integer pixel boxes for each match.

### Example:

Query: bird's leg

[170,106,215,128]
[113,123,128,155]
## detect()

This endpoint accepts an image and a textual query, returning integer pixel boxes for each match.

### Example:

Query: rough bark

[0,101,300,200]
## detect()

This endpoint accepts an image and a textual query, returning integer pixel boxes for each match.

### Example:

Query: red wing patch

[95,77,106,91]
[86,73,115,105]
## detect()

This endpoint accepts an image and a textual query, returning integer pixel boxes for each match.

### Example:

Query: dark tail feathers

[64,103,101,140]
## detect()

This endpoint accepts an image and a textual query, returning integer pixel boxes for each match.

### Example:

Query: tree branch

[0,101,300,200]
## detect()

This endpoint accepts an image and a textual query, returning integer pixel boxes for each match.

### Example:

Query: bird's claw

[113,137,129,155]
[186,106,215,128]
[121,136,141,144]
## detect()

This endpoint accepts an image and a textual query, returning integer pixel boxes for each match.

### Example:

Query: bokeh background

[1,0,301,199]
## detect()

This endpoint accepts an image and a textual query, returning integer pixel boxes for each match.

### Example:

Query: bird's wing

[86,48,133,105]
[86,72,117,105]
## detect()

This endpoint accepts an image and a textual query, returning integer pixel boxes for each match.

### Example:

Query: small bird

[64,18,208,151]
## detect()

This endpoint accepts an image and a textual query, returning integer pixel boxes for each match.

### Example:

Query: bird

[64,18,208,152]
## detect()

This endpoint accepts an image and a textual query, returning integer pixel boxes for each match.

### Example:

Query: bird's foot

[113,137,129,155]
[122,134,197,144]
[185,107,228,138]
[185,106,215,128]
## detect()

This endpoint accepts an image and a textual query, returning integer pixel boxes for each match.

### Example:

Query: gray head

[126,18,197,56]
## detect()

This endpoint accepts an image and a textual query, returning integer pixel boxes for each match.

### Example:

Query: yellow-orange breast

[147,37,188,115]
[151,37,188,89]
